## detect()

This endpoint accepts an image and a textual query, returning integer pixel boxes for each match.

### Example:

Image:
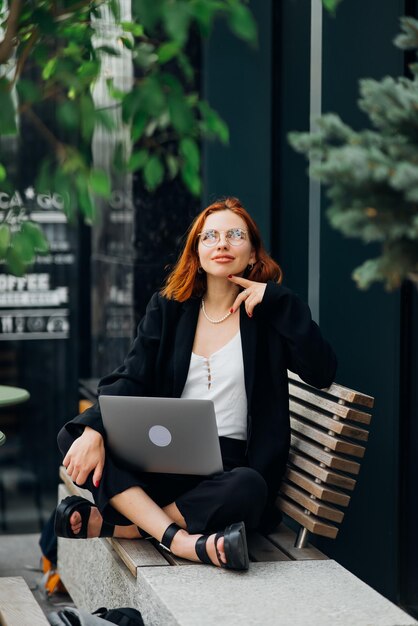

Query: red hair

[161,197,283,302]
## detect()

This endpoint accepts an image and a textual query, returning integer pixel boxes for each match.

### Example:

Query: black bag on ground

[48,606,144,626]
[92,607,145,625]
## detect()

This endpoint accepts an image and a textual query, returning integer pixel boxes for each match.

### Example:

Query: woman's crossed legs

[58,428,267,568]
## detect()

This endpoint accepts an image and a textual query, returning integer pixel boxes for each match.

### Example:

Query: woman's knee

[225,467,268,522]
[231,467,267,500]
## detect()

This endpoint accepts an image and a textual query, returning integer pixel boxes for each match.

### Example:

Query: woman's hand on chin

[63,426,105,488]
[228,275,267,318]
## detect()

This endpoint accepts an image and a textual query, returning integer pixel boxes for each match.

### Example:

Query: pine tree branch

[0,0,22,64]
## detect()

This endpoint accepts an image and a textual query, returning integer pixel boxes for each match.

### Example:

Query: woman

[55,197,337,571]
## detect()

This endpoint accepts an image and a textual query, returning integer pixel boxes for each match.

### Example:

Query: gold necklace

[201,298,232,324]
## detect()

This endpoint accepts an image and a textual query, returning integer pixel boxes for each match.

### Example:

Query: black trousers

[57,427,268,535]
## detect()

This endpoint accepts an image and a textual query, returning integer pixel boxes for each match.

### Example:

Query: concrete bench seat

[58,473,417,625]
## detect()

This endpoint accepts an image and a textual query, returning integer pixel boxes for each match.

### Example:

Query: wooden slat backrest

[277,373,374,541]
[288,371,374,407]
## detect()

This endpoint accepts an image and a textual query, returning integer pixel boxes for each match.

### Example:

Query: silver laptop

[99,395,223,475]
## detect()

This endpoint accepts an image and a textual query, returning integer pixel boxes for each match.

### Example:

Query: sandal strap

[99,520,115,538]
[214,531,226,568]
[195,535,213,565]
[159,522,181,552]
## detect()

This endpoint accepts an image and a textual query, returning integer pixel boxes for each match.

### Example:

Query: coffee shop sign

[0,188,133,210]
[0,188,64,210]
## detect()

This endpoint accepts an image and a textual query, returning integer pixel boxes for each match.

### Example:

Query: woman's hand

[228,275,267,317]
[63,426,105,488]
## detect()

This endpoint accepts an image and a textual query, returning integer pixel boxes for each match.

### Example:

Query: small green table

[0,385,30,408]
[0,385,30,446]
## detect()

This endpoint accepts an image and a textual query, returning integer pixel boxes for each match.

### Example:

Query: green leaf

[54,169,74,220]
[322,0,342,14]
[120,36,134,50]
[80,93,96,142]
[139,76,166,115]
[132,110,149,140]
[128,149,148,172]
[179,137,200,171]
[166,154,179,180]
[42,58,57,80]
[228,3,257,44]
[77,60,100,81]
[6,246,26,277]
[0,78,17,135]
[122,89,140,122]
[109,0,121,21]
[96,45,121,57]
[132,0,164,32]
[144,155,164,190]
[178,51,194,82]
[157,42,181,64]
[162,2,191,45]
[95,109,116,131]
[89,169,111,198]
[36,159,53,194]
[11,230,35,265]
[0,164,6,182]
[76,174,95,221]
[21,221,49,253]
[133,44,159,70]
[113,143,127,173]
[121,21,144,37]
[190,0,218,37]
[168,94,194,133]
[57,101,80,129]
[16,79,42,104]
[199,102,229,143]
[0,224,11,257]
[181,161,201,196]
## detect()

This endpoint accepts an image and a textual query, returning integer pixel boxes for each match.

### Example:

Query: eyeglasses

[198,228,248,247]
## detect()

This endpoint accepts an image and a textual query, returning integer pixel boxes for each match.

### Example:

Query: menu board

[0,187,74,340]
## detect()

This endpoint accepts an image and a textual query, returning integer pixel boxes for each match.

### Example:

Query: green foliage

[289,17,418,290]
[0,0,258,274]
[321,0,343,15]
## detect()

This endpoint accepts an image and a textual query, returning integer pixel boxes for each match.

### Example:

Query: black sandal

[159,521,249,572]
[54,496,115,539]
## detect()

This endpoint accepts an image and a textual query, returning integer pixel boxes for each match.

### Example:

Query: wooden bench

[0,577,49,626]
[56,378,418,625]
[59,372,374,569]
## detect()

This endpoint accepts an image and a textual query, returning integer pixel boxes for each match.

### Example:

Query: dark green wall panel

[202,0,272,247]
[273,0,311,299]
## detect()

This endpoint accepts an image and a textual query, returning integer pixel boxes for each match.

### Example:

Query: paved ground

[0,533,76,620]
[0,485,76,620]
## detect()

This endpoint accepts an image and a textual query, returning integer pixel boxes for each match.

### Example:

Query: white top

[181,331,248,440]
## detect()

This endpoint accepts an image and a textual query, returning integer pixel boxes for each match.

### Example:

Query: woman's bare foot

[69,507,141,539]
[170,529,227,566]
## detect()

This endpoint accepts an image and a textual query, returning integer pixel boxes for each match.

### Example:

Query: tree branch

[56,0,97,18]
[22,107,67,161]
[0,0,22,64]
[12,28,38,85]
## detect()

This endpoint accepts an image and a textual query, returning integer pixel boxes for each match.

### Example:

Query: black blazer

[65,281,337,526]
